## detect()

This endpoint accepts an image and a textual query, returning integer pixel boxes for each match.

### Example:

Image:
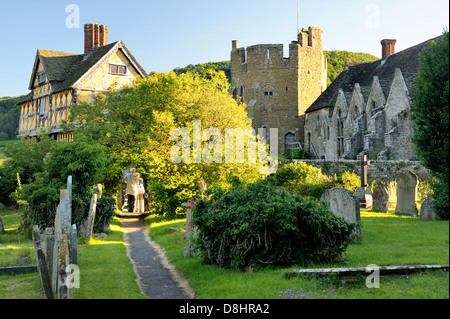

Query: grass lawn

[1,207,448,299]
[145,210,449,299]
[0,209,145,299]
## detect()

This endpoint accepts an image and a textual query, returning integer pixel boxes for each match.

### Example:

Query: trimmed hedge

[192,180,356,270]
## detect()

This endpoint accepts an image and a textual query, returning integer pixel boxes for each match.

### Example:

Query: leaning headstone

[0,216,4,234]
[85,193,98,244]
[32,225,54,299]
[372,182,389,213]
[395,170,419,217]
[42,227,55,281]
[420,197,441,221]
[320,187,362,241]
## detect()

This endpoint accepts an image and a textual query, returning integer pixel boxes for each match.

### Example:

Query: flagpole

[297,0,299,35]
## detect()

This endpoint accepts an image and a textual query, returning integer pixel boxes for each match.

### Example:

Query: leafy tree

[0,134,55,206]
[173,61,231,84]
[0,95,24,140]
[413,31,449,219]
[17,135,108,232]
[69,71,262,218]
[324,51,379,86]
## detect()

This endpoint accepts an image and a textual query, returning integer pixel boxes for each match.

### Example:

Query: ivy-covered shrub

[192,180,356,270]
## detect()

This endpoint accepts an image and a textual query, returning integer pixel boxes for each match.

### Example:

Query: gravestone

[52,189,72,292]
[42,227,55,281]
[355,153,372,208]
[320,187,362,240]
[395,170,418,217]
[32,225,54,299]
[71,224,78,265]
[85,193,98,244]
[0,216,4,234]
[182,198,199,257]
[57,234,71,299]
[372,182,389,213]
[420,197,441,221]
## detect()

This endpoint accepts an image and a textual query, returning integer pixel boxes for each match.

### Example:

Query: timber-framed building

[17,23,147,141]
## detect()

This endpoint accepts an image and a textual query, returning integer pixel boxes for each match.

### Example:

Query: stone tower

[230,26,327,154]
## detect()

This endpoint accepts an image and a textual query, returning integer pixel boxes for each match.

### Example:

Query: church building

[304,35,443,161]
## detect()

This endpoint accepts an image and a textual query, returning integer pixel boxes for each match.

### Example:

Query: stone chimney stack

[381,39,396,59]
[84,23,108,55]
[232,40,239,50]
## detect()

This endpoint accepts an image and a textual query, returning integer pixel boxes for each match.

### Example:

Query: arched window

[337,109,344,157]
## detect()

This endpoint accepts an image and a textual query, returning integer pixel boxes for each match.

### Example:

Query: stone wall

[231,26,327,154]
[294,159,428,183]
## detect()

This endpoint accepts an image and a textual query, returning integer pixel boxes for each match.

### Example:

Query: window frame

[109,63,127,75]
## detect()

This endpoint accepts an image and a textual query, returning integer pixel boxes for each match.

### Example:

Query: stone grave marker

[52,189,72,293]
[42,227,55,281]
[420,197,441,221]
[32,225,54,299]
[372,181,389,213]
[71,224,78,265]
[395,170,418,217]
[320,187,362,240]
[355,153,373,208]
[57,234,71,299]
[0,216,4,234]
[182,199,197,257]
[85,192,98,244]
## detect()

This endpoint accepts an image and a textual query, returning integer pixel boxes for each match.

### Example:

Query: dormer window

[109,63,127,75]
[38,72,46,84]
[264,91,273,100]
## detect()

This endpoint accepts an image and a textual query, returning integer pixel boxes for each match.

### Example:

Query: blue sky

[0,0,448,97]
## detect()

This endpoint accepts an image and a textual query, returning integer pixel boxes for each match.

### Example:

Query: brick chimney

[381,39,396,59]
[84,23,108,55]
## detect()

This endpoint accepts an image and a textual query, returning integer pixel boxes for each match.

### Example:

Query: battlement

[297,26,323,48]
[231,26,324,71]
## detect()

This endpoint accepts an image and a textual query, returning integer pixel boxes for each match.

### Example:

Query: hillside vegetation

[0,95,24,140]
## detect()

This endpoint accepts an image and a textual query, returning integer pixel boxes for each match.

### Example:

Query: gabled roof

[306,35,443,113]
[20,40,147,104]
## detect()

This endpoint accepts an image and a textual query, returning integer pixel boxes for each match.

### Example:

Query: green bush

[16,136,108,233]
[192,180,356,270]
[431,176,449,220]
[93,196,117,233]
[0,135,54,207]
[267,161,331,199]
[330,170,361,193]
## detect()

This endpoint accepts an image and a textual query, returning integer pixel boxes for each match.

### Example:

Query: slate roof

[19,41,147,105]
[305,35,443,113]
